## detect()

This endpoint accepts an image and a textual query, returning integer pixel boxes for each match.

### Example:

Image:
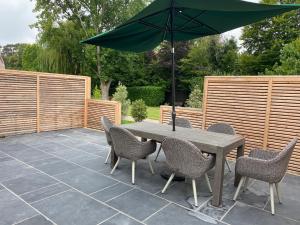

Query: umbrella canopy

[82,0,299,131]
[82,0,299,52]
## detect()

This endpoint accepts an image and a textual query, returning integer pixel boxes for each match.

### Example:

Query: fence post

[202,77,209,129]
[263,78,273,149]
[36,75,40,133]
[84,77,91,128]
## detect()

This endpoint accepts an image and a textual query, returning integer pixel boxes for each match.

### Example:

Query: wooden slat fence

[0,69,90,136]
[203,76,300,174]
[160,106,202,128]
[87,100,121,131]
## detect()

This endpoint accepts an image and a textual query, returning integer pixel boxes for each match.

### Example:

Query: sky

[0,0,259,47]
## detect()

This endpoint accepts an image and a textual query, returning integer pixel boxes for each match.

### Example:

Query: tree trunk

[101,80,112,100]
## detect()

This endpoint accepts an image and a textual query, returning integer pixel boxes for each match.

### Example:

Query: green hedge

[127,86,165,106]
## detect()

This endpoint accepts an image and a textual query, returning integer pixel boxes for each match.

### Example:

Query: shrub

[131,99,147,122]
[127,86,165,106]
[186,85,202,108]
[92,85,102,99]
[112,83,131,116]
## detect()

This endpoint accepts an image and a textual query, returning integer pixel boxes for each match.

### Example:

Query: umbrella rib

[179,12,220,34]
[138,20,166,31]
[176,10,207,30]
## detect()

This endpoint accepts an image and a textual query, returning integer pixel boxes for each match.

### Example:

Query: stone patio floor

[0,128,299,225]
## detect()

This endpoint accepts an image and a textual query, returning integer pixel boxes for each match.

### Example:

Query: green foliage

[0,44,27,69]
[127,86,165,106]
[266,38,300,75]
[92,85,102,99]
[112,83,131,116]
[241,0,300,73]
[186,85,202,108]
[22,44,40,71]
[131,99,147,122]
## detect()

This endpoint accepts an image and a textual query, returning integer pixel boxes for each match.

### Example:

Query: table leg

[234,144,245,187]
[211,152,225,207]
[110,145,117,169]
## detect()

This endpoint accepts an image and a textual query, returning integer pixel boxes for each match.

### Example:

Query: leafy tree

[22,44,40,71]
[241,0,300,73]
[92,85,102,99]
[266,38,300,74]
[0,43,27,69]
[33,0,147,99]
[112,83,131,116]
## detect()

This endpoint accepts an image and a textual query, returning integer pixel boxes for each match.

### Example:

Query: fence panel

[87,100,121,131]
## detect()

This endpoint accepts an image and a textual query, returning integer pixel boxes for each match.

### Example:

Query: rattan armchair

[207,123,236,172]
[161,137,215,207]
[233,138,298,215]
[154,118,192,161]
[110,127,157,184]
[101,116,114,164]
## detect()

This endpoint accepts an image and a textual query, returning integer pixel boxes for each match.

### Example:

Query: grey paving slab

[16,215,54,225]
[75,142,110,157]
[20,183,70,203]
[0,184,4,191]
[78,157,110,172]
[156,180,212,208]
[29,157,80,176]
[107,189,168,221]
[32,190,117,225]
[2,172,57,195]
[101,213,143,225]
[0,160,38,182]
[54,167,117,194]
[91,182,133,202]
[223,202,300,225]
[0,156,13,163]
[68,154,100,164]
[145,203,226,225]
[1,143,32,153]
[0,190,37,225]
[3,146,53,163]
[198,198,235,220]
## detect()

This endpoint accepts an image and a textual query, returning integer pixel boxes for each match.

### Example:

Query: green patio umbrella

[82,0,300,131]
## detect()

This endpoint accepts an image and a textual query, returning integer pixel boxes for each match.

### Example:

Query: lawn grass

[128,106,160,121]
[121,120,135,124]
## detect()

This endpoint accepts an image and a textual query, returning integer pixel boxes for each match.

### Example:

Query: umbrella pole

[170,5,176,132]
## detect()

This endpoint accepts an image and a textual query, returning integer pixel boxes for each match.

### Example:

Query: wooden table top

[122,122,245,154]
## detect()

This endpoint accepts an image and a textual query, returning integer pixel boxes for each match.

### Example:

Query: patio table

[113,121,245,207]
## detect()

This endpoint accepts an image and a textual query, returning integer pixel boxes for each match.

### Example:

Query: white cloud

[0,0,38,46]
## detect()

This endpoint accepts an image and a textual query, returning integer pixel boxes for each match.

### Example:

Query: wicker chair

[233,138,298,215]
[207,123,236,172]
[101,116,114,164]
[110,127,157,184]
[161,137,215,207]
[154,118,192,161]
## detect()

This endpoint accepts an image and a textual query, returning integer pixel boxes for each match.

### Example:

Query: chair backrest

[207,123,235,135]
[101,116,114,145]
[162,137,212,178]
[271,138,298,180]
[168,118,192,128]
[110,126,141,159]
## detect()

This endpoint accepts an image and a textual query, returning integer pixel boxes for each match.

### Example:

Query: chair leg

[148,157,155,174]
[154,145,162,162]
[104,148,112,164]
[233,176,245,201]
[225,159,231,172]
[132,161,136,184]
[192,179,198,207]
[243,177,249,192]
[110,157,120,174]
[162,173,175,193]
[269,183,275,215]
[275,183,282,204]
[205,173,212,193]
